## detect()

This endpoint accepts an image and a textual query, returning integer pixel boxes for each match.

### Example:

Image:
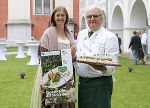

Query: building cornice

[5,20,33,25]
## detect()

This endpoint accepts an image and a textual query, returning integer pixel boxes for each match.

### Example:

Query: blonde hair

[50,6,69,26]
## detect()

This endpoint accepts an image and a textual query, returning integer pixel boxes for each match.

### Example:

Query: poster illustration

[40,49,76,104]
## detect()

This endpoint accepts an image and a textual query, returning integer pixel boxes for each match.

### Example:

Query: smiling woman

[38,6,76,108]
[50,6,69,27]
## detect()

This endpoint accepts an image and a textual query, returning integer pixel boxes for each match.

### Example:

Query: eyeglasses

[86,14,101,19]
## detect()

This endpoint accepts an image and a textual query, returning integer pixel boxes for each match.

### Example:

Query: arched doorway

[130,0,147,29]
[111,6,124,52]
[81,17,86,30]
[130,0,148,54]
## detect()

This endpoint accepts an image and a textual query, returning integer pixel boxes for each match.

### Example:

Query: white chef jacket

[76,27,119,78]
[141,33,147,45]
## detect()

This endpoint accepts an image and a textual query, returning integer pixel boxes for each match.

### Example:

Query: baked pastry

[77,56,121,66]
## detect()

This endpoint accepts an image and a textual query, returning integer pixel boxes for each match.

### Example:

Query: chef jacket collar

[88,25,103,35]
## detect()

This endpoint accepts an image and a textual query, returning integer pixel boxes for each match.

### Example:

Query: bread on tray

[76,56,121,66]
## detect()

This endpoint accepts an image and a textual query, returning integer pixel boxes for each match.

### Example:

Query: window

[35,0,42,14]
[44,0,50,14]
[35,0,50,14]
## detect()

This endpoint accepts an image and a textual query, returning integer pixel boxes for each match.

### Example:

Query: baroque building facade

[80,0,150,57]
[0,0,79,45]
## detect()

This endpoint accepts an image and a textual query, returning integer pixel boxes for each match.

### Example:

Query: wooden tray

[76,59,121,66]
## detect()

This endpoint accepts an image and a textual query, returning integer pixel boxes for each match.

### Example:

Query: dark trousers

[78,76,113,108]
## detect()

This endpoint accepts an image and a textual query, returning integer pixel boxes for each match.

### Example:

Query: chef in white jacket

[76,6,119,108]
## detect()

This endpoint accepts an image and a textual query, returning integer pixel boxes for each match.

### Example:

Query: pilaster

[147,25,150,54]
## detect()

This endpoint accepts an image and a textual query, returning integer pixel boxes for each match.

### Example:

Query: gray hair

[85,6,104,20]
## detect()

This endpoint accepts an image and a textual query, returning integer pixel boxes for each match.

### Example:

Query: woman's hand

[71,45,77,56]
[40,82,45,93]
[40,66,44,93]
[71,45,77,61]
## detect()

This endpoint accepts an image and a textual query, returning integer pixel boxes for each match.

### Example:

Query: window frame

[33,0,53,15]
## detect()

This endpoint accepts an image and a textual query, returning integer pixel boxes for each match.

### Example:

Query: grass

[5,46,28,52]
[112,57,150,108]
[75,68,79,108]
[0,55,38,108]
[0,55,150,108]
[75,56,150,108]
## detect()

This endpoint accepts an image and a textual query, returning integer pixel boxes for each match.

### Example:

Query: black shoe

[142,61,145,65]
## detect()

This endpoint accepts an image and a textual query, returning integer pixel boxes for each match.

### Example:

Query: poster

[40,49,76,104]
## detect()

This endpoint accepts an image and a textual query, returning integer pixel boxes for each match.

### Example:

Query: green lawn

[75,56,150,108]
[112,57,150,108]
[5,46,28,52]
[0,55,150,108]
[0,55,38,108]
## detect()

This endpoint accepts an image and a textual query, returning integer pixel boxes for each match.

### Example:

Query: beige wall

[8,0,30,20]
[55,0,73,18]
